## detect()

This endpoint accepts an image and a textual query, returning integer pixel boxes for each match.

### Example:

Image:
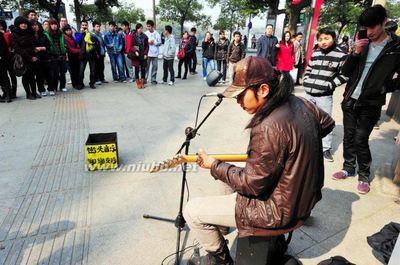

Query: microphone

[204,92,225,98]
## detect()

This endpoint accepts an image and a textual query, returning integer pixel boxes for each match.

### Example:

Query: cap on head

[222,56,276,98]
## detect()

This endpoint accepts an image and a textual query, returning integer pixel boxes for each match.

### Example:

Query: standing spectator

[0,19,17,99]
[59,17,68,29]
[11,16,38,100]
[215,30,229,84]
[293,32,305,85]
[257,24,279,66]
[189,27,198,75]
[303,28,348,162]
[339,36,352,54]
[129,23,149,89]
[0,29,11,102]
[121,21,134,82]
[251,34,256,49]
[31,20,49,96]
[161,25,175,86]
[26,10,38,22]
[176,31,192,80]
[201,32,216,80]
[243,34,248,49]
[104,21,126,83]
[333,5,400,194]
[63,24,80,90]
[77,20,98,89]
[44,18,67,95]
[93,21,107,85]
[145,20,161,85]
[42,20,49,31]
[276,31,295,74]
[227,31,246,83]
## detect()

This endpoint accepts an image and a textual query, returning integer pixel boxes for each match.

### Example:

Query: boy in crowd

[303,28,348,162]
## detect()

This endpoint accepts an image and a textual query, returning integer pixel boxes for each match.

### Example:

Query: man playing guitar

[184,56,335,265]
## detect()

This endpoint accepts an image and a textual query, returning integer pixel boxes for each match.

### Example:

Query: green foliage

[157,0,211,35]
[113,6,145,24]
[387,1,400,19]
[319,0,372,36]
[80,4,112,23]
[209,0,247,33]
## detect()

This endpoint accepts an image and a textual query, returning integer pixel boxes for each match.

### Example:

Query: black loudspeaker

[206,70,223,87]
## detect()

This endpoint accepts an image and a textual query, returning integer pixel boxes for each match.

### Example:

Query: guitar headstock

[149,154,188,173]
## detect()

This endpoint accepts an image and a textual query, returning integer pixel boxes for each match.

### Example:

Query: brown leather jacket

[211,96,335,237]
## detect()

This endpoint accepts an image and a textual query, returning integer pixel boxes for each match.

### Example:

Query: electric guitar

[149,154,248,173]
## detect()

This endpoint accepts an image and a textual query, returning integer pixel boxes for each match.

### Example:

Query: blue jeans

[304,94,333,152]
[109,53,125,81]
[202,58,216,78]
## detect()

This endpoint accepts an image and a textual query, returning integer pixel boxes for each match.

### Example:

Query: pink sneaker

[357,181,370,194]
[332,170,354,180]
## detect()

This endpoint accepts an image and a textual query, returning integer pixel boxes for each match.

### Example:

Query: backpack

[317,256,355,265]
[177,47,185,60]
[13,53,26,77]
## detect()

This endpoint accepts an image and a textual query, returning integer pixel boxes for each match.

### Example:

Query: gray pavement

[0,58,399,265]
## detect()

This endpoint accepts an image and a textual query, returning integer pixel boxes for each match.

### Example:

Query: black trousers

[6,56,17,90]
[177,56,190,78]
[217,59,227,81]
[48,58,67,92]
[190,51,197,72]
[79,58,96,87]
[163,59,175,82]
[341,98,382,182]
[68,54,80,88]
[22,66,36,96]
[33,60,47,93]
[0,58,11,97]
[134,59,146,79]
[95,55,105,82]
[295,63,304,85]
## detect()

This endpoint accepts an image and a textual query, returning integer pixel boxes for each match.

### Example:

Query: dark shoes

[188,242,233,265]
[323,150,334,162]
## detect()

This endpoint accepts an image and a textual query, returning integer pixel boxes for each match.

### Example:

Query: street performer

[184,56,335,265]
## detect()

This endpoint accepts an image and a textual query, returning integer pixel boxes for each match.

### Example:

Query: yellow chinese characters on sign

[85,143,118,171]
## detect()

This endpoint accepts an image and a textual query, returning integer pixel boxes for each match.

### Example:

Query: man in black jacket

[256,24,279,66]
[333,5,400,194]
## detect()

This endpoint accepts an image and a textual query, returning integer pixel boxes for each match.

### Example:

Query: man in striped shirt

[303,28,348,162]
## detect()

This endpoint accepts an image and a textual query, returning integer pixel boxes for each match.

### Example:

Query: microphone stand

[143,95,224,265]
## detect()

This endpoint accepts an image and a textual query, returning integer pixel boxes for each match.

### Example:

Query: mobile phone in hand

[358,29,368,39]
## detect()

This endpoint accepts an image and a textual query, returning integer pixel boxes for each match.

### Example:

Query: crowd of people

[0,10,258,103]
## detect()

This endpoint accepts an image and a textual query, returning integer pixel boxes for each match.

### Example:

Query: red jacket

[65,34,80,55]
[276,42,295,72]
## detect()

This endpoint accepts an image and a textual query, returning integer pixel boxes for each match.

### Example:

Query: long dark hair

[246,71,294,129]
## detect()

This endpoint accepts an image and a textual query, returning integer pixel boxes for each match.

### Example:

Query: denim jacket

[104,31,123,54]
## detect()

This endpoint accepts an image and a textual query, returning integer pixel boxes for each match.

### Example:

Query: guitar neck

[182,154,248,163]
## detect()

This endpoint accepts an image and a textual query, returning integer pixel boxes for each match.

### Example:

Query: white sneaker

[61,88,67,92]
[67,80,72,84]
[41,91,48,97]
[222,80,225,84]
[49,91,55,96]
[159,81,165,84]
[129,79,134,83]
[203,77,206,80]
[168,81,174,86]
[95,81,102,85]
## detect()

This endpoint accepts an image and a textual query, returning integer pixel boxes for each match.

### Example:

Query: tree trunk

[74,0,82,30]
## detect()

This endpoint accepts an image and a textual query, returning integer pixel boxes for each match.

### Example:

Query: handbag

[177,48,185,60]
[12,53,27,77]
